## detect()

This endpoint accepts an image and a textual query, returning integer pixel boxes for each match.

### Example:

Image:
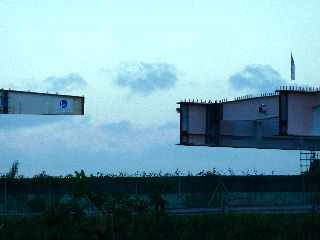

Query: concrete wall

[223,96,279,121]
[313,106,320,135]
[220,118,279,137]
[188,105,206,134]
[1,90,84,115]
[288,93,320,136]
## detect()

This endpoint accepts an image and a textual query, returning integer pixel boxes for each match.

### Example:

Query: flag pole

[291,52,295,81]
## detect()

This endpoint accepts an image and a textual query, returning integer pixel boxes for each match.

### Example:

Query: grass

[1,213,320,240]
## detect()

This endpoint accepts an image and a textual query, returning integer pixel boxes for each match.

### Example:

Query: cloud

[0,115,67,131]
[101,120,131,134]
[114,62,178,95]
[157,121,179,131]
[44,73,88,92]
[229,65,287,93]
[0,118,180,175]
[0,117,299,176]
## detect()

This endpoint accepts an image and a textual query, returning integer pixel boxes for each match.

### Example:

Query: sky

[0,0,319,176]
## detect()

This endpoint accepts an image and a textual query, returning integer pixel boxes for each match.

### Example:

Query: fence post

[4,176,7,214]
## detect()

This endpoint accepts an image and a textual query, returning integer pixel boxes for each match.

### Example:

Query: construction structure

[0,89,84,115]
[177,86,320,151]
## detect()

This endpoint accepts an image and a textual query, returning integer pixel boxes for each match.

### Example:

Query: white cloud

[114,62,178,95]
[0,116,299,177]
[44,73,88,92]
[229,65,287,93]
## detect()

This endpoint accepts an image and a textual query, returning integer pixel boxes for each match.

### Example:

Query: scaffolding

[300,150,320,174]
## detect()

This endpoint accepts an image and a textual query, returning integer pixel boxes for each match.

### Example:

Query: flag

[291,53,295,80]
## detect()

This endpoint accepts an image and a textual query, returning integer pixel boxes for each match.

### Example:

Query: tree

[6,160,19,178]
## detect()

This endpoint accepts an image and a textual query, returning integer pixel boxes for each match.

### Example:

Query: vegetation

[5,160,20,179]
[0,162,320,239]
[0,162,320,213]
[0,213,320,240]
